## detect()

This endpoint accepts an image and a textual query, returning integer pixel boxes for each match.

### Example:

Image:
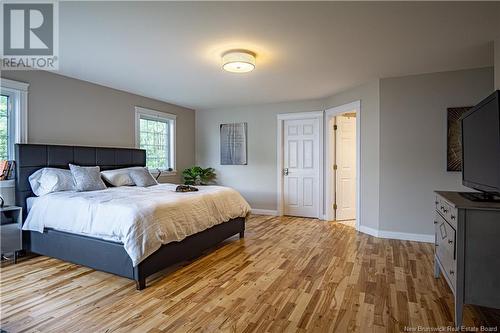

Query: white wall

[495,39,500,90]
[196,99,324,211]
[378,67,494,236]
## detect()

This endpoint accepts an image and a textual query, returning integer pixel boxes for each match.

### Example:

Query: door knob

[283,168,289,176]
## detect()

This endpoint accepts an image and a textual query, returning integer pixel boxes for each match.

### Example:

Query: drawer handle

[433,221,438,225]
[435,201,439,205]
[451,215,455,220]
[449,270,454,275]
[443,209,448,213]
[448,240,453,244]
[439,224,447,239]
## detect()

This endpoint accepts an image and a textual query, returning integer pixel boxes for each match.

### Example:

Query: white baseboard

[358,225,434,243]
[358,225,379,238]
[379,230,434,243]
[251,208,278,216]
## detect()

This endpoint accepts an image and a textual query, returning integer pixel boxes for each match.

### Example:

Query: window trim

[134,106,176,175]
[0,78,29,160]
[0,93,16,160]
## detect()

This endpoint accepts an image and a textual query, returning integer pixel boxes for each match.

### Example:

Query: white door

[335,115,356,221]
[283,118,320,218]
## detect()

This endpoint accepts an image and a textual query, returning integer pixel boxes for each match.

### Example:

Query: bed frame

[15,143,245,290]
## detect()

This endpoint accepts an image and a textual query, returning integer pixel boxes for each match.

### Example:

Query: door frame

[277,111,324,218]
[325,101,361,230]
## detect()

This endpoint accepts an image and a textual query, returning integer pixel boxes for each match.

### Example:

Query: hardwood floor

[1,215,499,332]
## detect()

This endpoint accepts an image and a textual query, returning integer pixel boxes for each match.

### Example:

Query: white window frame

[0,78,29,160]
[134,106,176,175]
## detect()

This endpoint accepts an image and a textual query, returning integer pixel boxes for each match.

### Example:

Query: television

[460,90,500,201]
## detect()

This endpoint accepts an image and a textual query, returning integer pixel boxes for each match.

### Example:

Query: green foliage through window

[139,117,170,169]
[0,95,8,160]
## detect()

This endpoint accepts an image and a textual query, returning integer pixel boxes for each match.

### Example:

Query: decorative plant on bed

[182,166,216,185]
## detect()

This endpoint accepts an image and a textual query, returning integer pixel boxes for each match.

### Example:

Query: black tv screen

[461,90,500,194]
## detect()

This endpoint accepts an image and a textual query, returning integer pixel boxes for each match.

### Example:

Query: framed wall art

[447,106,472,171]
[220,123,247,165]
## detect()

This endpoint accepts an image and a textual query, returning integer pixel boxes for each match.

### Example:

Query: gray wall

[196,67,494,239]
[1,70,195,183]
[196,80,381,231]
[379,67,494,236]
[196,99,324,211]
[495,39,500,90]
[6,66,493,238]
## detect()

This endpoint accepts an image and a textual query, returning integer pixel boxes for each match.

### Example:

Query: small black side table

[1,206,23,263]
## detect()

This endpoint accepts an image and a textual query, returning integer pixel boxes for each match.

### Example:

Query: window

[135,107,176,172]
[0,79,29,160]
[0,95,9,160]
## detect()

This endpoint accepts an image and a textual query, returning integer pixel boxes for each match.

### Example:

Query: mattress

[23,184,251,266]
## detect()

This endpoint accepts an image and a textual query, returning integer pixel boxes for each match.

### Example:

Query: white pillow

[101,167,143,187]
[28,168,76,196]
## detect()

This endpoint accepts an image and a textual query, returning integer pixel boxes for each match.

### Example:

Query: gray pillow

[129,168,158,187]
[69,164,107,192]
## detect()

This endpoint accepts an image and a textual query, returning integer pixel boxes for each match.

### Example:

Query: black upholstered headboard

[15,143,146,217]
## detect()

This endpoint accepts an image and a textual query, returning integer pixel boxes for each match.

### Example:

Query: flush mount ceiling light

[222,50,256,73]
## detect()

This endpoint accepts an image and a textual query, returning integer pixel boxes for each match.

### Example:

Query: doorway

[325,101,360,229]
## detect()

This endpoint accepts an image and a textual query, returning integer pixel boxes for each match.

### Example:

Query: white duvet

[23,184,251,266]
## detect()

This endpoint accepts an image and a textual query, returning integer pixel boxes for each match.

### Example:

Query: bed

[15,143,249,289]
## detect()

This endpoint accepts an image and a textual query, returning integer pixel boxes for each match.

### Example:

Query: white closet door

[283,118,320,218]
[335,115,356,221]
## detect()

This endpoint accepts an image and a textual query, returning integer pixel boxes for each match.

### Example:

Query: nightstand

[1,206,23,263]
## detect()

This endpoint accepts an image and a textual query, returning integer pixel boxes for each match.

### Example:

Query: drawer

[435,195,457,226]
[435,213,457,290]
[0,223,22,253]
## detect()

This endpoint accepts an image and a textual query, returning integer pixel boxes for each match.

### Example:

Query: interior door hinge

[333,164,337,170]
[333,125,338,130]
[333,203,337,210]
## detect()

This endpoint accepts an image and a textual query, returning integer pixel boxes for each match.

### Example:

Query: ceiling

[57,2,500,109]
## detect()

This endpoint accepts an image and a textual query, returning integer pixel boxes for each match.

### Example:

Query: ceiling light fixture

[222,50,256,73]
